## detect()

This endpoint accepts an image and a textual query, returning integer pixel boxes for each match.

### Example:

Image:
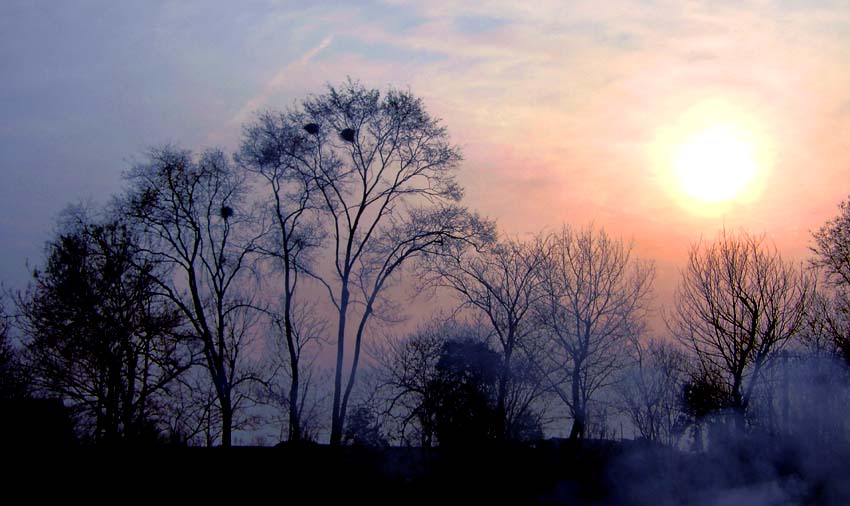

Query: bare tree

[257,80,489,445]
[428,236,548,440]
[262,300,326,443]
[812,197,850,289]
[671,230,812,432]
[802,289,850,369]
[122,146,264,447]
[372,319,479,446]
[238,111,323,442]
[533,225,654,440]
[164,367,222,446]
[616,338,688,445]
[811,197,850,366]
[1,289,30,402]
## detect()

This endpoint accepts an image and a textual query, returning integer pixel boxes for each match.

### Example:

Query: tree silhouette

[426,340,502,447]
[533,225,654,440]
[427,236,547,441]
[123,147,264,447]
[672,230,811,432]
[238,112,324,442]
[251,80,490,446]
[617,339,688,445]
[18,206,189,444]
[811,197,850,367]
[0,295,30,402]
[373,320,447,447]
[344,405,388,447]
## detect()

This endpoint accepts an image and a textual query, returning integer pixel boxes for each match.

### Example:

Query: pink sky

[3,1,850,320]
[238,1,850,318]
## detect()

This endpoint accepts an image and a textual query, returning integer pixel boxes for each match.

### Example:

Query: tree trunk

[569,411,586,440]
[339,299,378,443]
[496,347,512,441]
[281,223,302,443]
[731,383,746,434]
[569,363,585,440]
[216,369,233,448]
[330,285,350,447]
[221,401,233,448]
[289,365,301,442]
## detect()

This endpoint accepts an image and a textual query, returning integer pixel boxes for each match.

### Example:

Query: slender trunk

[288,363,301,442]
[283,260,301,442]
[330,284,350,447]
[279,199,302,442]
[215,361,233,447]
[731,393,746,434]
[569,362,585,440]
[691,423,703,452]
[731,375,745,434]
[496,346,512,441]
[106,352,122,444]
[123,342,138,440]
[338,301,376,437]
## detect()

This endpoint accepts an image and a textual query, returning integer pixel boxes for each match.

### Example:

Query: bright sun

[673,123,758,204]
[651,100,773,215]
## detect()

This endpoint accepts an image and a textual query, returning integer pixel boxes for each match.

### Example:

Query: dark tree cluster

[17,208,189,445]
[426,339,504,447]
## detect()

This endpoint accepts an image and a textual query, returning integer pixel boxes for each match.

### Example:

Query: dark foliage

[0,398,77,449]
[682,369,732,421]
[425,340,503,447]
[344,405,388,447]
[18,207,189,444]
[0,309,28,400]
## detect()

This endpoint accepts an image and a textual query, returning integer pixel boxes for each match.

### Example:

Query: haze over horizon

[3,0,849,313]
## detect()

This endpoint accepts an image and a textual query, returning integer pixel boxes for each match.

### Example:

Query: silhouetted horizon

[4,3,850,504]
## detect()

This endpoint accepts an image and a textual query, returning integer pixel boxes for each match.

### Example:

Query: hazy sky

[3,0,850,308]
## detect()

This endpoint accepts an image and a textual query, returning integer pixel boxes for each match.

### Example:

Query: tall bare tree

[122,146,263,447]
[257,80,489,445]
[533,225,654,440]
[238,111,323,442]
[428,237,548,440]
[671,230,811,431]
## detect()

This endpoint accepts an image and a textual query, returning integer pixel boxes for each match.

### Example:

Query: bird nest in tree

[339,128,356,142]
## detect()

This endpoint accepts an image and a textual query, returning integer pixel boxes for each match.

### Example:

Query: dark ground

[5,437,849,505]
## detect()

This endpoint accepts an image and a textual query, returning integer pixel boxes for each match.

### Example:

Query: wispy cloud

[230,34,334,126]
[5,0,850,292]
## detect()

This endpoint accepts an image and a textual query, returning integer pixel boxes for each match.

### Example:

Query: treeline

[2,79,850,451]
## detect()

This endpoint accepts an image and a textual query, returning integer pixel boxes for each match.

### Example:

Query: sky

[3,0,850,314]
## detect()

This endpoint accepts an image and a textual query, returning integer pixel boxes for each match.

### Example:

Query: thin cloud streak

[225,35,334,134]
[3,1,850,296]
